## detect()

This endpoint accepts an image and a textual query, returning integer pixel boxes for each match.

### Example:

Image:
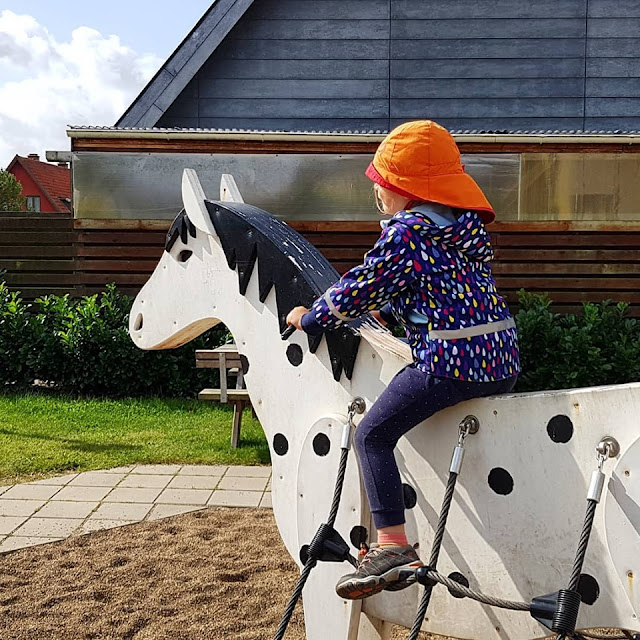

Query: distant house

[6,154,71,213]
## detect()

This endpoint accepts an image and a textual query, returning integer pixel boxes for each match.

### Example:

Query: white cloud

[0,10,162,167]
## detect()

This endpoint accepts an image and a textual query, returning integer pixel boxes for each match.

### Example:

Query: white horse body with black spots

[129,170,640,640]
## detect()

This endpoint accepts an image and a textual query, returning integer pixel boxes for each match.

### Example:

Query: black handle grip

[281,325,296,340]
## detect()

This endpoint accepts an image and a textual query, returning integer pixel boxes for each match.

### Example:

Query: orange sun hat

[365,120,496,224]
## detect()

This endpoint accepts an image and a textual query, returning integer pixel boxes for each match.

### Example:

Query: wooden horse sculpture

[129,169,640,640]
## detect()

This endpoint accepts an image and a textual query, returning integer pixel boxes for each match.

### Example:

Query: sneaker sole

[336,561,423,600]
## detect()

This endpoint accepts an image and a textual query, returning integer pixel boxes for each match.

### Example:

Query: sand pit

[0,507,442,639]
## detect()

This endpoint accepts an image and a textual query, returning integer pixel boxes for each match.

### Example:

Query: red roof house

[6,154,71,213]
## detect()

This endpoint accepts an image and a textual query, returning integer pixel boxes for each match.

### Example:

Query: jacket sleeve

[300,222,418,335]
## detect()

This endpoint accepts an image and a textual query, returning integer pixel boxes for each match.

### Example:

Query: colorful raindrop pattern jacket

[301,206,521,382]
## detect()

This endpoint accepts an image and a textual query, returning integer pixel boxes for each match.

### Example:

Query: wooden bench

[196,344,250,448]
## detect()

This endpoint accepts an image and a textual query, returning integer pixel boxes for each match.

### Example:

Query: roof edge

[67,127,640,146]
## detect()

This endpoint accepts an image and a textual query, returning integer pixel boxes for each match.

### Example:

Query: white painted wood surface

[129,170,640,639]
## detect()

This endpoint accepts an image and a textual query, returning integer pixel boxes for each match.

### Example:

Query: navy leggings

[354,365,517,529]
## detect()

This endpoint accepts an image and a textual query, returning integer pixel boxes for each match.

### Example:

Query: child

[286,120,520,600]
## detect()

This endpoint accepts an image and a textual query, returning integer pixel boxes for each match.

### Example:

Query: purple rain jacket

[300,204,520,383]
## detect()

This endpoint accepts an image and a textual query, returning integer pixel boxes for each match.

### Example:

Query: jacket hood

[391,208,494,262]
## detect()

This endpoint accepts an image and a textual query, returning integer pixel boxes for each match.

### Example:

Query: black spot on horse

[488,468,514,495]
[313,433,331,457]
[286,344,303,367]
[402,483,417,509]
[349,526,368,550]
[239,354,249,375]
[547,415,574,444]
[273,433,289,456]
[447,571,470,599]
[577,574,600,605]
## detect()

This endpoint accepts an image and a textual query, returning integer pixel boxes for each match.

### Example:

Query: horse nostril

[178,250,193,263]
[134,313,144,331]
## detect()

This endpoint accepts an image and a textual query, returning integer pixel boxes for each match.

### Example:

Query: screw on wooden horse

[129,164,640,639]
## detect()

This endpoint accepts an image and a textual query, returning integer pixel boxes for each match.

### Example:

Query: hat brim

[366,162,496,225]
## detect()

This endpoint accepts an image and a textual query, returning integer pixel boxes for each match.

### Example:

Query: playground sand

[0,507,442,640]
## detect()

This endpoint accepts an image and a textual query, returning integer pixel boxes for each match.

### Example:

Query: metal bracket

[596,436,620,459]
[459,415,480,435]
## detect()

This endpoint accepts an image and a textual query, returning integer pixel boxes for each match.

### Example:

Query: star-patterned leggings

[354,364,517,529]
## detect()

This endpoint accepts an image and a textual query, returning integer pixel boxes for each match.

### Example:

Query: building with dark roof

[61,0,640,312]
[6,154,71,213]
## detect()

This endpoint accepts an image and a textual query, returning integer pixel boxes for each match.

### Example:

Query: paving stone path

[0,464,272,553]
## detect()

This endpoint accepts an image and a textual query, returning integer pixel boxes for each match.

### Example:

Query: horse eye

[178,250,193,263]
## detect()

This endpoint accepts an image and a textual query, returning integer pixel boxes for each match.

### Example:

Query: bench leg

[231,401,245,449]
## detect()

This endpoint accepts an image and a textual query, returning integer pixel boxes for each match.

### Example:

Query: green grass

[0,393,270,484]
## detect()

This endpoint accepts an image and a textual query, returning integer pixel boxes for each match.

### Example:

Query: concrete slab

[0,500,45,517]
[130,465,182,475]
[51,486,112,502]
[176,465,228,476]
[37,501,99,519]
[27,474,78,486]
[2,485,61,501]
[0,487,9,496]
[155,489,212,505]
[0,516,29,535]
[13,517,83,538]
[104,487,163,503]
[0,536,63,553]
[68,472,127,487]
[79,520,133,535]
[224,466,271,478]
[101,466,135,474]
[259,493,273,509]
[91,502,153,521]
[118,474,172,489]
[207,490,262,508]
[166,475,221,490]
[147,504,205,521]
[218,476,269,492]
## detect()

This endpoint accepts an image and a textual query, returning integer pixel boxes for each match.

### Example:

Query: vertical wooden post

[219,352,227,404]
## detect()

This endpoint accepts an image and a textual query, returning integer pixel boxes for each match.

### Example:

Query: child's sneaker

[335,543,423,600]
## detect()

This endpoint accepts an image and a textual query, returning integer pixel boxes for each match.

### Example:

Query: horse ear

[181,168,217,236]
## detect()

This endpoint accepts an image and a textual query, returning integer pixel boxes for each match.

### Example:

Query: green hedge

[1,281,639,396]
[514,290,640,392]
[0,282,228,397]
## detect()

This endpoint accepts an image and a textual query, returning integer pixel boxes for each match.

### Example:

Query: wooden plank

[494,276,640,290]
[587,38,640,57]
[587,58,640,78]
[494,233,640,247]
[0,260,76,272]
[393,58,585,79]
[2,232,75,245]
[493,262,640,275]
[250,0,390,20]
[6,287,78,299]
[199,79,388,100]
[393,78,584,99]
[203,58,389,80]
[198,98,388,118]
[588,17,640,37]
[589,0,640,17]
[76,231,168,245]
[494,248,640,262]
[78,260,159,272]
[236,19,389,40]
[80,274,150,285]
[77,246,163,258]
[0,217,73,230]
[74,219,171,231]
[586,78,640,98]
[0,246,75,258]
[198,389,250,401]
[392,37,584,60]
[393,0,585,19]
[6,273,77,285]
[391,97,584,119]
[394,18,585,39]
[212,39,390,62]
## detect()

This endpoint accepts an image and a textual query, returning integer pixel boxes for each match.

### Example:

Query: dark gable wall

[157,0,640,133]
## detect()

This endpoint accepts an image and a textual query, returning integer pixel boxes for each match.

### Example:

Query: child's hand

[286,306,310,330]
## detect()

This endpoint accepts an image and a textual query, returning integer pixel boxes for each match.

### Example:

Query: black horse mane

[181,200,361,381]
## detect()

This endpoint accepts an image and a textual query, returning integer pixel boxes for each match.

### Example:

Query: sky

[0,0,213,168]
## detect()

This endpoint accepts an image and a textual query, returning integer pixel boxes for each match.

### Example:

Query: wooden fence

[3,215,640,316]
[0,213,77,299]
